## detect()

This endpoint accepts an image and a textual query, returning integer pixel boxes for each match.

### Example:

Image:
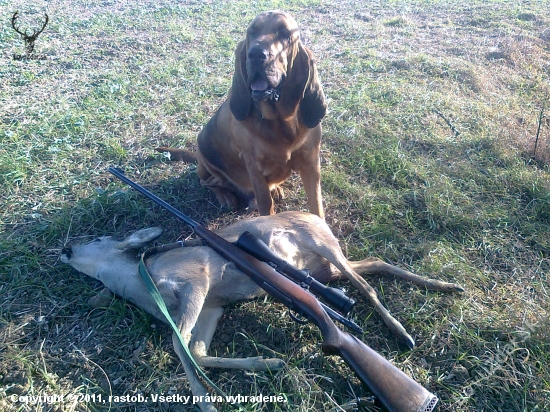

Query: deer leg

[307,247,416,347]
[340,268,416,349]
[350,257,464,292]
[189,306,285,371]
[171,288,218,412]
[306,239,463,348]
[271,185,284,201]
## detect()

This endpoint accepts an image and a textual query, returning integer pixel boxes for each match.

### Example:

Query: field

[1,0,549,411]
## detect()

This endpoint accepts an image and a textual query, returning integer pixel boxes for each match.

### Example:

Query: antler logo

[11,11,49,59]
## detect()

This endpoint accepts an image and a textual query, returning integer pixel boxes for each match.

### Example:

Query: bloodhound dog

[158,11,327,217]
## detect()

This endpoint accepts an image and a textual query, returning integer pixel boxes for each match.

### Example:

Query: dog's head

[230,11,327,128]
[243,11,300,102]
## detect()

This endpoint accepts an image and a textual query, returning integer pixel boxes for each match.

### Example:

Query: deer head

[11,11,49,55]
[60,227,163,282]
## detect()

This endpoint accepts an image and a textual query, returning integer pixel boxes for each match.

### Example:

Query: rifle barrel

[108,167,198,229]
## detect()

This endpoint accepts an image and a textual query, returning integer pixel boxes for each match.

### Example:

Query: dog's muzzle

[248,47,282,102]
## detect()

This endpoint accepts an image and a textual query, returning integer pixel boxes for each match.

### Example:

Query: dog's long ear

[229,40,252,121]
[278,43,327,128]
[298,45,327,129]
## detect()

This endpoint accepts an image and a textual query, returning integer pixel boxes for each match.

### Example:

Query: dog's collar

[251,86,280,102]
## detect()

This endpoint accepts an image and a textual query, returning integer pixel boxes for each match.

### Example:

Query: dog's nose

[248,47,268,63]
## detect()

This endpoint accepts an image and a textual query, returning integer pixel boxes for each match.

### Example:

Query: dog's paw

[271,185,285,201]
[213,188,239,210]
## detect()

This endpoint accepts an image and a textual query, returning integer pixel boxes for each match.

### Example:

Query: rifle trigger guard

[289,310,309,325]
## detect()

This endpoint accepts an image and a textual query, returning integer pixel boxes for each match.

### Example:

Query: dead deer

[11,11,49,55]
[61,211,463,412]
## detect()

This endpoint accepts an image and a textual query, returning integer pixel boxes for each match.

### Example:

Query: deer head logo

[11,11,49,55]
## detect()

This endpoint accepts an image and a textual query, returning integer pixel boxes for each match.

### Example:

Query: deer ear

[118,227,163,250]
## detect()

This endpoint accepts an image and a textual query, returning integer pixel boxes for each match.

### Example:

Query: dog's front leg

[291,135,324,218]
[243,156,275,215]
[298,161,324,218]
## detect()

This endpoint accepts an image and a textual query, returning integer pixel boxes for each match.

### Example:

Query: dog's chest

[247,121,309,181]
[253,152,292,183]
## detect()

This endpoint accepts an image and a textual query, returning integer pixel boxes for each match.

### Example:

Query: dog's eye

[277,27,292,42]
[279,28,291,42]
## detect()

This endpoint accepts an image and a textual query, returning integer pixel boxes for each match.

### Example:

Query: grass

[1,0,549,411]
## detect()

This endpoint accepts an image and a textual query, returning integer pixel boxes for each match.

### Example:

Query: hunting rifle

[108,167,438,412]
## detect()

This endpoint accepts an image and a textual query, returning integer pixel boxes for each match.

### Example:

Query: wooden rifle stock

[108,167,438,412]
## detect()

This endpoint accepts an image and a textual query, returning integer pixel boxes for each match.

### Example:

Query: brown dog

[158,11,327,217]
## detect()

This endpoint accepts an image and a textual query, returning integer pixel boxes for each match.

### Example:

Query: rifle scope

[236,231,356,315]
